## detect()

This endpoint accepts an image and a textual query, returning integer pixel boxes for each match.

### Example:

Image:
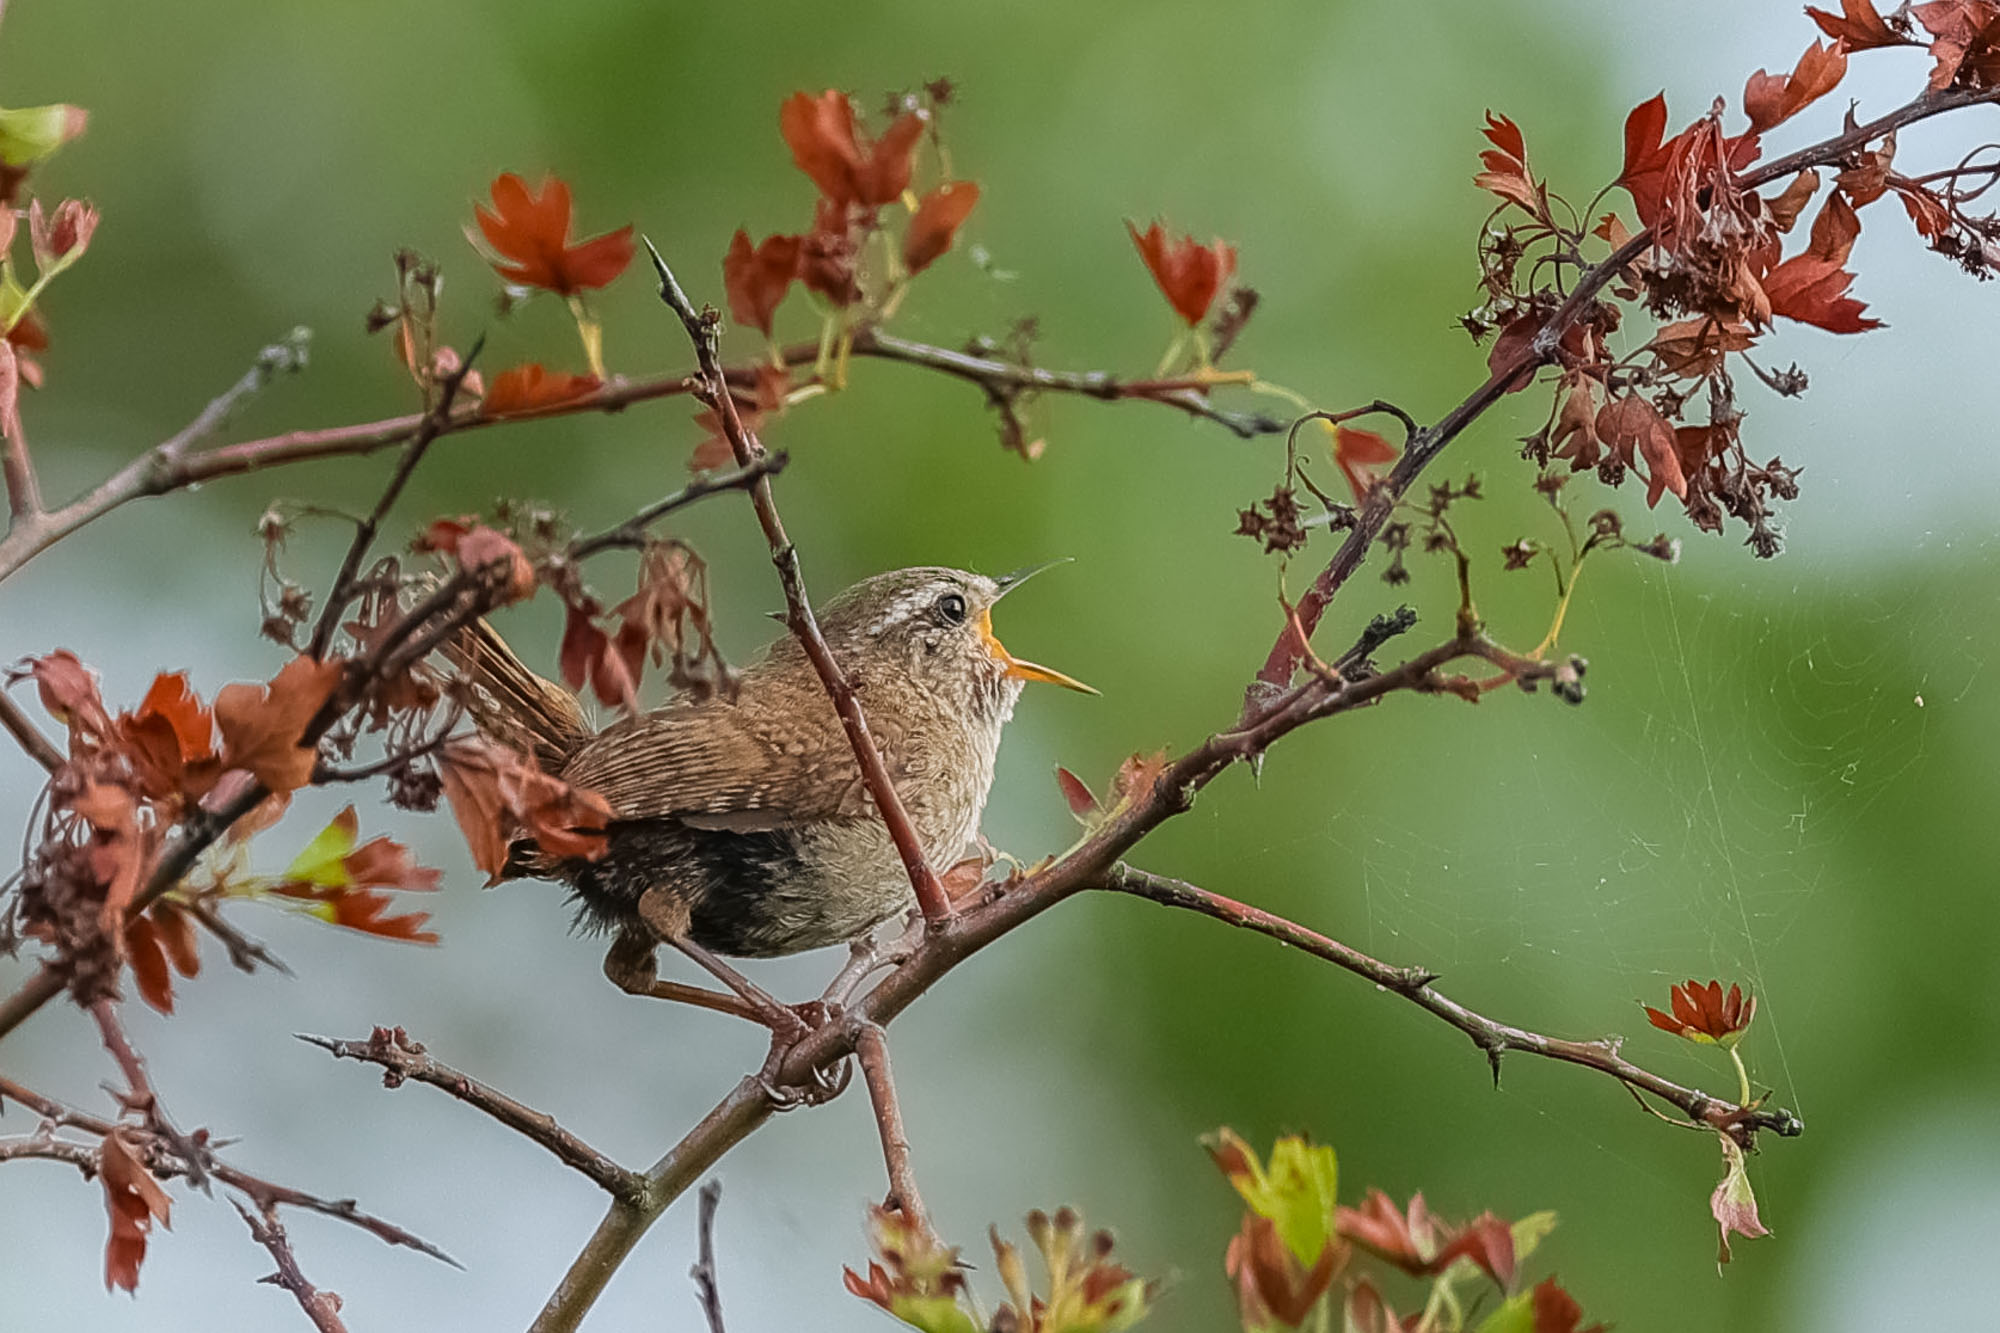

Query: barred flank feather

[439,618,591,772]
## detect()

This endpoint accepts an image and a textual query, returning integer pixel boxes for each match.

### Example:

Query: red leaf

[439,737,612,883]
[125,914,175,1014]
[1334,426,1399,501]
[1473,111,1541,215]
[1617,93,1672,228]
[1806,0,1907,49]
[1434,1212,1515,1290]
[213,656,344,796]
[1055,766,1099,823]
[1763,192,1882,332]
[721,230,803,336]
[11,647,111,741]
[1913,0,2000,90]
[1127,220,1237,326]
[903,181,981,275]
[1112,749,1169,807]
[1743,40,1849,134]
[471,172,633,295]
[1530,1278,1607,1333]
[28,196,99,267]
[117,673,221,804]
[779,91,926,209]
[1644,978,1756,1045]
[99,1129,171,1292]
[452,525,537,603]
[1337,1189,1440,1274]
[480,363,602,417]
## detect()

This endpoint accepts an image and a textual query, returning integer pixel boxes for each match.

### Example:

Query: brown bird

[445,564,1093,1025]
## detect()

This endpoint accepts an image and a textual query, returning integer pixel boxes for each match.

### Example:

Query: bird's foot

[756,1002,852,1108]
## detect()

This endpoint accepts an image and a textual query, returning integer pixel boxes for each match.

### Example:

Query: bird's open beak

[977,595,1098,696]
[979,559,1097,693]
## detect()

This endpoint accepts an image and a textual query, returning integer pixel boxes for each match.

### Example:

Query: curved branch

[1099,865,1801,1139]
[298,1028,644,1204]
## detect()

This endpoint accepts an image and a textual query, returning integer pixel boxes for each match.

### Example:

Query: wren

[446,565,1093,1023]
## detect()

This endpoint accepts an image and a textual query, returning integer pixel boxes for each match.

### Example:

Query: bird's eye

[936,592,967,625]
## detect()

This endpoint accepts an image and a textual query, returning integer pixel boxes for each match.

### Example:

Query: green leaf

[1474,1290,1536,1333]
[1206,1128,1338,1267]
[1509,1210,1558,1264]
[0,104,87,168]
[283,807,360,888]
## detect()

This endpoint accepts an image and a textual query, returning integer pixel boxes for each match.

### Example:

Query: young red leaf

[1711,1135,1770,1264]
[1434,1211,1516,1290]
[1743,40,1849,134]
[11,647,111,741]
[1643,978,1756,1046]
[99,1129,171,1293]
[1474,111,1542,215]
[1617,93,1673,229]
[213,655,344,795]
[480,363,602,417]
[1055,766,1099,823]
[1762,192,1882,332]
[1225,1212,1338,1328]
[721,230,803,336]
[117,672,221,804]
[1806,0,1907,49]
[903,181,981,275]
[470,172,633,295]
[125,914,175,1014]
[1127,220,1237,326]
[1337,1188,1440,1274]
[1530,1277,1608,1333]
[1334,425,1399,501]
[779,91,926,209]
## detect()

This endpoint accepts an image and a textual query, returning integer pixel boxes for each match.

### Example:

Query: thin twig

[3,413,40,520]
[644,238,950,924]
[1099,865,1801,1139]
[855,1025,928,1231]
[306,336,483,660]
[0,1073,459,1264]
[234,1199,350,1333]
[568,452,789,560]
[90,997,209,1190]
[0,687,63,772]
[691,1181,726,1333]
[297,1028,645,1203]
[160,328,312,459]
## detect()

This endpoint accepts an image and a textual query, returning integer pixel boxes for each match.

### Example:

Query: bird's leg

[601,930,760,1023]
[634,889,849,1106]
[634,888,808,1039]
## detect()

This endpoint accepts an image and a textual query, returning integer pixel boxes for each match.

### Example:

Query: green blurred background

[2,1,1995,1329]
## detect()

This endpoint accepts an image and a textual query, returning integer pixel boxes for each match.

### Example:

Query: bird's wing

[557,696,903,830]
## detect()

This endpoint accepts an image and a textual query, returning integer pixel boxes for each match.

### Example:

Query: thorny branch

[527,625,1793,1332]
[645,239,950,924]
[234,1200,350,1333]
[1249,79,2000,704]
[297,1028,644,1204]
[1100,866,1802,1139]
[0,1074,457,1264]
[0,324,1278,587]
[855,1025,929,1231]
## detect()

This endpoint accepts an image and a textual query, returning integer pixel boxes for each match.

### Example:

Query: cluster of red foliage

[721,83,982,338]
[1461,2,2000,558]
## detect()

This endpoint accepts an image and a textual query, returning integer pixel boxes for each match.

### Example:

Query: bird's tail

[438,616,592,773]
